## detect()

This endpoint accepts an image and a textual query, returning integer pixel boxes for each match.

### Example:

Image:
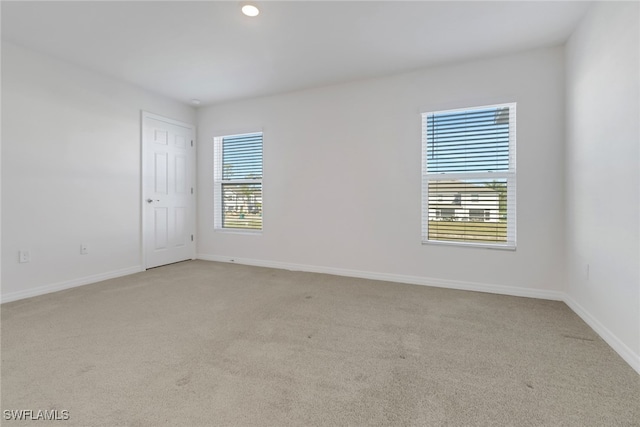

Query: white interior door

[142,112,195,269]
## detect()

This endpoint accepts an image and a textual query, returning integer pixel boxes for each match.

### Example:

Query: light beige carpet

[1,260,639,426]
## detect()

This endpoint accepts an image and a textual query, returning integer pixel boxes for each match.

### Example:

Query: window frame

[421,103,517,250]
[213,131,264,234]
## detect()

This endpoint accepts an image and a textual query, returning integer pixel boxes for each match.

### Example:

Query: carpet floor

[1,260,639,426]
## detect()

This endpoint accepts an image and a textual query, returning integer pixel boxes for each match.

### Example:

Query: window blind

[426,107,511,173]
[222,133,263,180]
[421,104,516,248]
[214,132,263,231]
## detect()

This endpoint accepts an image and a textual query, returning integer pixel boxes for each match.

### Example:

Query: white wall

[565,2,640,372]
[197,46,566,298]
[1,42,196,302]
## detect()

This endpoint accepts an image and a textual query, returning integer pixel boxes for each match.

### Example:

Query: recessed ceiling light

[191,99,201,106]
[241,4,259,17]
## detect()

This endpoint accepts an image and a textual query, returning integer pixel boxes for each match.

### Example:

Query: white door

[142,112,195,269]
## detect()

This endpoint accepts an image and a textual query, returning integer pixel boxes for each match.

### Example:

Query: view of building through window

[421,104,516,248]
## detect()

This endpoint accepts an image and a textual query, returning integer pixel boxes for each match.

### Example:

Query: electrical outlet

[19,250,30,263]
[80,244,89,255]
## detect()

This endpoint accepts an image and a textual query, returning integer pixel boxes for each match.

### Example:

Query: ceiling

[1,1,591,107]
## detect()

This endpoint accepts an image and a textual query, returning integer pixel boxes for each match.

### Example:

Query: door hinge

[191,140,193,147]
[191,235,194,242]
[191,187,194,194]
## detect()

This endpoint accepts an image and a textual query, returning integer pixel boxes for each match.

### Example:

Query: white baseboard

[196,254,565,301]
[0,266,143,304]
[563,295,640,375]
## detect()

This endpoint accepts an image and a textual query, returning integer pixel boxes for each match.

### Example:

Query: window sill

[215,228,262,236]
[422,240,516,251]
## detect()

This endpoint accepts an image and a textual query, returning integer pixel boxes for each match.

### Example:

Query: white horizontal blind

[421,103,516,248]
[214,132,263,231]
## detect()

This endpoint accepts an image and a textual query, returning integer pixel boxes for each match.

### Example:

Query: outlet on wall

[80,244,89,255]
[19,250,30,263]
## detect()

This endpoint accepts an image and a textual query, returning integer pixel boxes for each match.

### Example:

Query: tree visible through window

[421,103,516,248]
[214,132,263,231]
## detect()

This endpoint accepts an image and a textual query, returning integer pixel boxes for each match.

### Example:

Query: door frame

[140,111,196,269]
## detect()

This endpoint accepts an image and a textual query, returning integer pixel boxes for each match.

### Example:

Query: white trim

[196,254,564,301]
[213,135,223,230]
[563,295,640,375]
[212,127,264,140]
[422,240,517,251]
[425,172,515,181]
[214,228,262,235]
[0,266,143,304]
[141,111,195,129]
[419,101,517,115]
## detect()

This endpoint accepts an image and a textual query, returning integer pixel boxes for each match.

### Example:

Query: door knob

[146,199,153,203]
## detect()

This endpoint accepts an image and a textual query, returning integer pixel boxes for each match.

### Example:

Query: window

[439,208,456,220]
[214,132,263,231]
[421,103,516,248]
[469,209,485,221]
